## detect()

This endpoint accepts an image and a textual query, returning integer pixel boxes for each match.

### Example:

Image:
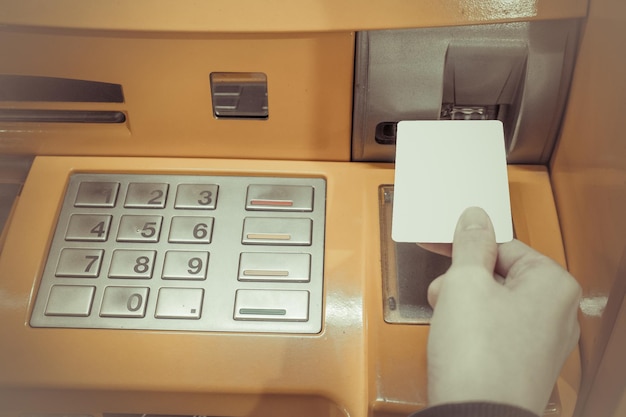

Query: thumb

[427,275,444,308]
[428,208,497,309]
[451,207,497,273]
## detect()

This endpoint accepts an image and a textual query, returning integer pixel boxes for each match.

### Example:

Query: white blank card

[391,120,513,243]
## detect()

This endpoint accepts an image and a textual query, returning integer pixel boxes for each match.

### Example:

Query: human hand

[424,207,581,416]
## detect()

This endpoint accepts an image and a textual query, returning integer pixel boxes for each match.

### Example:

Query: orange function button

[242,217,312,246]
[238,252,311,282]
[246,184,313,212]
[243,270,290,277]
[245,233,291,240]
[250,199,294,207]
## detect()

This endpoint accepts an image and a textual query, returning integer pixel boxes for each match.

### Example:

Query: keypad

[30,174,326,333]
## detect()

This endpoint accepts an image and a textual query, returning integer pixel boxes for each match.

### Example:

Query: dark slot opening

[0,109,126,123]
[0,75,124,103]
[375,121,398,144]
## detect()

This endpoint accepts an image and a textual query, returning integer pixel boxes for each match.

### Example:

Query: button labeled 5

[117,215,163,242]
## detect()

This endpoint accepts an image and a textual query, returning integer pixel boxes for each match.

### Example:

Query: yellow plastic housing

[0,157,579,417]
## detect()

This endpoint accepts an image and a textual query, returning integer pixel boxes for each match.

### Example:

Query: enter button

[234,290,309,322]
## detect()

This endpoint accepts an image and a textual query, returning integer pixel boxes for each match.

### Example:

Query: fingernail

[459,207,490,231]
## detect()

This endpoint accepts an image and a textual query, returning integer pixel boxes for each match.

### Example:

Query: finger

[495,239,535,275]
[496,239,581,305]
[417,242,452,257]
[427,275,444,308]
[495,239,555,279]
[451,207,497,272]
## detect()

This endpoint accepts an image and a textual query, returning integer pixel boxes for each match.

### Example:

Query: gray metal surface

[352,19,580,164]
[30,173,326,333]
[379,186,451,324]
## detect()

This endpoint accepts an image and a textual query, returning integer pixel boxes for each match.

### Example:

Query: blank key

[45,285,95,317]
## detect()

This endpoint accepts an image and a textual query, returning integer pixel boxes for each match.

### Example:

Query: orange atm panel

[1,0,624,416]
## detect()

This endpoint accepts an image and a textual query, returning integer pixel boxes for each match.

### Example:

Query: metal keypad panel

[30,174,326,333]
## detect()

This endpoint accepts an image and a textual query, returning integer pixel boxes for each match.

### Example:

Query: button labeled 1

[74,182,119,207]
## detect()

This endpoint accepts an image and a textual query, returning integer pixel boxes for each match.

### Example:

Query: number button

[124,183,169,208]
[108,250,156,279]
[117,215,163,242]
[100,287,149,318]
[168,216,214,243]
[74,182,119,207]
[55,248,104,278]
[175,184,219,210]
[65,214,112,242]
[162,251,209,280]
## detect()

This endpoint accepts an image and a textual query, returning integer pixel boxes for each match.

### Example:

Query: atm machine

[0,0,624,416]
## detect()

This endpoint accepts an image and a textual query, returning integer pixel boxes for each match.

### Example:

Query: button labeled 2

[125,183,169,208]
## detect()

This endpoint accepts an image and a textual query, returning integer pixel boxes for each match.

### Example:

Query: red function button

[245,185,313,212]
